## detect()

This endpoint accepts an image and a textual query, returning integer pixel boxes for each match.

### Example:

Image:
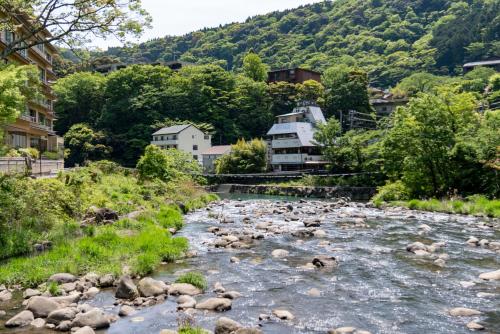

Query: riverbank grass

[383,196,500,218]
[176,272,208,291]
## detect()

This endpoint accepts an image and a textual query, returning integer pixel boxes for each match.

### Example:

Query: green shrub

[372,181,410,204]
[176,272,207,290]
[133,252,160,276]
[47,281,61,296]
[156,205,184,230]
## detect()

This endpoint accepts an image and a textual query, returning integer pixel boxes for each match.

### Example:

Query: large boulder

[449,307,482,317]
[74,326,96,334]
[195,298,232,312]
[48,273,77,284]
[0,290,12,302]
[214,316,242,334]
[71,308,110,329]
[5,310,34,328]
[167,283,202,296]
[46,307,78,325]
[115,276,139,300]
[271,249,289,258]
[98,274,115,288]
[479,269,500,281]
[24,288,41,299]
[118,305,136,317]
[50,293,81,307]
[177,295,196,309]
[26,296,60,318]
[272,309,294,320]
[138,277,168,297]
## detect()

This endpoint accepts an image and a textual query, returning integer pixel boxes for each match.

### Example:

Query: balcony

[152,139,178,146]
[271,154,324,164]
[272,138,302,149]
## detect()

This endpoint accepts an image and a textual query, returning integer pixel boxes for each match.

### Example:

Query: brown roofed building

[267,68,322,84]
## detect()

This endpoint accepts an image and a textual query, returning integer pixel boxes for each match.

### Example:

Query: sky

[95,0,322,49]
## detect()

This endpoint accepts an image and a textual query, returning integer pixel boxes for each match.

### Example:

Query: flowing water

[2,197,499,333]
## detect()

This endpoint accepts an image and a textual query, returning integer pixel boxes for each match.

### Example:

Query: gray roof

[463,60,500,67]
[308,106,326,124]
[267,122,317,147]
[153,124,191,135]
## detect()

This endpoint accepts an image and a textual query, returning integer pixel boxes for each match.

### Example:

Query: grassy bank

[378,196,500,218]
[0,161,218,286]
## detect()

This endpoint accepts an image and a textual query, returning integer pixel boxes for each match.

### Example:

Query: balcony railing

[271,154,324,164]
[272,138,302,149]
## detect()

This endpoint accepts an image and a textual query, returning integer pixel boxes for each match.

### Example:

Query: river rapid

[1,197,499,334]
[105,197,499,334]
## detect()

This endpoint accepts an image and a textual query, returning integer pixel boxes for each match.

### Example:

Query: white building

[151,124,211,164]
[201,145,232,173]
[267,105,328,171]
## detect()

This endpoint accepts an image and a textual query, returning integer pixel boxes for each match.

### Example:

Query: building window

[39,113,46,125]
[192,135,195,139]
[30,136,40,148]
[204,135,210,140]
[29,109,37,122]
[172,135,177,140]
[39,67,46,83]
[193,155,198,160]
[5,31,14,43]
[9,132,27,148]
[193,145,198,151]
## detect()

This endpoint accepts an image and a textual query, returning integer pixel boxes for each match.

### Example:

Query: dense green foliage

[137,145,202,183]
[215,138,267,174]
[64,123,112,166]
[86,0,499,87]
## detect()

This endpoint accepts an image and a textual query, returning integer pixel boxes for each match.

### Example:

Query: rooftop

[201,145,232,155]
[463,59,500,67]
[153,124,191,135]
[267,122,317,147]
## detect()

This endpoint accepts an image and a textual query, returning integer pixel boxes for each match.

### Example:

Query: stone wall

[222,184,376,200]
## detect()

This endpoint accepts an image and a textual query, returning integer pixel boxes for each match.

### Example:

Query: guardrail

[0,157,64,176]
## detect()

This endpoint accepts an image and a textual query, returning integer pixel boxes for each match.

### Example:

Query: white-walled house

[151,124,211,164]
[201,145,232,172]
[266,104,328,171]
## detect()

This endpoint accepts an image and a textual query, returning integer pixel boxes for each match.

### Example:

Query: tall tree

[242,52,268,82]
[0,0,151,58]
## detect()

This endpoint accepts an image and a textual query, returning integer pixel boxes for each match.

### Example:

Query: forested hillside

[91,0,499,86]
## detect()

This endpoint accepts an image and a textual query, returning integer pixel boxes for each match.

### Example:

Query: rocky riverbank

[1,198,499,333]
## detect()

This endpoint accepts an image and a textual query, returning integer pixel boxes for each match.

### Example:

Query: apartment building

[267,104,327,171]
[151,124,212,164]
[0,12,60,154]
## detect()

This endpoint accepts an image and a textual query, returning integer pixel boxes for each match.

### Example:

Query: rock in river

[0,290,12,302]
[312,255,338,270]
[272,309,295,320]
[168,283,202,296]
[118,305,136,317]
[478,269,500,281]
[449,307,482,317]
[46,307,78,325]
[272,249,289,258]
[214,316,242,334]
[115,276,139,300]
[195,297,232,312]
[138,277,168,297]
[5,310,34,328]
[48,273,77,284]
[26,296,60,318]
[71,308,110,329]
[177,295,196,309]
[74,326,96,334]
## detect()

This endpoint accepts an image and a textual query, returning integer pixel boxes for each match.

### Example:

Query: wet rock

[56,319,72,331]
[98,274,115,288]
[50,293,81,307]
[304,221,321,228]
[255,222,271,230]
[478,239,489,247]
[258,314,270,321]
[214,239,230,248]
[168,283,202,296]
[418,224,432,233]
[312,255,338,270]
[213,282,226,293]
[449,307,482,317]
[230,242,250,249]
[488,241,500,251]
[272,309,294,320]
[71,308,110,329]
[466,321,485,330]
[292,229,314,238]
[478,269,500,281]
[220,291,242,299]
[48,273,77,284]
[30,318,45,328]
[328,327,369,334]
[434,259,446,267]
[138,277,168,297]
[195,298,232,312]
[23,288,41,299]
[230,257,240,264]
[0,310,6,317]
[0,290,12,302]
[307,288,321,297]
[476,292,495,298]
[74,326,96,334]
[214,316,242,334]
[60,282,76,293]
[46,307,78,325]
[177,295,196,309]
[313,229,326,238]
[466,237,479,246]
[115,276,139,300]
[406,242,428,253]
[5,310,34,327]
[83,273,100,285]
[118,305,136,317]
[459,281,476,288]
[272,249,289,258]
[83,287,100,299]
[26,296,60,318]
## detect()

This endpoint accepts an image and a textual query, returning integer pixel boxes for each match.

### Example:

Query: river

[1,196,499,333]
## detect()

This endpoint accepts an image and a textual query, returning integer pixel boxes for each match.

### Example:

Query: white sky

[95,0,322,49]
